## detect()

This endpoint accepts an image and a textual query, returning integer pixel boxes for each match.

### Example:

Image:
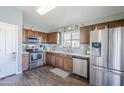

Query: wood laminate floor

[0,65,88,86]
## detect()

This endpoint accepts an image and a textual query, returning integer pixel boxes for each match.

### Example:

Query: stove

[25,48,44,69]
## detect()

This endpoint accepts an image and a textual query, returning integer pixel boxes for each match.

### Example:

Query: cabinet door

[22,54,29,71]
[63,55,72,72]
[80,25,93,44]
[55,54,64,69]
[47,33,51,44]
[41,32,48,43]
[46,53,51,65]
[35,31,41,37]
[52,32,57,44]
[22,29,28,43]
[51,53,56,66]
[47,32,57,44]
[94,22,108,30]
[43,33,47,43]
[47,33,49,43]
[28,30,35,37]
[40,32,44,43]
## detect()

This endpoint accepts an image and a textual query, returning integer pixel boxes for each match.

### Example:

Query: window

[61,31,80,48]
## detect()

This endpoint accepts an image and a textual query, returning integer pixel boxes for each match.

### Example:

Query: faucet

[67,48,73,53]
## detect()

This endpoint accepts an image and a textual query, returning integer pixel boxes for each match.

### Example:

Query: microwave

[27,37,41,43]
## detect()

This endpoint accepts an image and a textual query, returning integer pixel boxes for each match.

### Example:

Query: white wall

[23,20,49,33]
[0,6,23,73]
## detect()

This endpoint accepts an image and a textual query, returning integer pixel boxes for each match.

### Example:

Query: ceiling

[17,6,124,31]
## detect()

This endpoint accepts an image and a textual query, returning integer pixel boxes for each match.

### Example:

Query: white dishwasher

[73,57,88,78]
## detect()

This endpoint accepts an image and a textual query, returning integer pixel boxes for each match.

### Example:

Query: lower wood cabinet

[51,53,56,66]
[63,55,73,72]
[55,53,64,69]
[22,53,29,71]
[46,52,51,65]
[46,52,73,72]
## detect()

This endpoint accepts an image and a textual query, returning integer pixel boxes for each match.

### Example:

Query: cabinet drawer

[55,53,63,57]
[64,54,72,59]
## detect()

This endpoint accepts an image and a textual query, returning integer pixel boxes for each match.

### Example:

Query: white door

[0,22,18,78]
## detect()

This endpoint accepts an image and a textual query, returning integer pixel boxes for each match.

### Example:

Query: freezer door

[90,30,108,68]
[90,66,107,86]
[90,65,124,86]
[108,27,124,71]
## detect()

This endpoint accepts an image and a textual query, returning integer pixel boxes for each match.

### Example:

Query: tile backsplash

[22,42,89,55]
[44,44,90,55]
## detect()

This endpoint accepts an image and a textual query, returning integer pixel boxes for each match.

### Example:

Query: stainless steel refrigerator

[90,27,124,86]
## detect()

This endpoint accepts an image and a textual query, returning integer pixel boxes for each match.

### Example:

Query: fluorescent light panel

[37,6,56,15]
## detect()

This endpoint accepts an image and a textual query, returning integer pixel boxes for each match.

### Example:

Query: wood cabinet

[55,53,64,69]
[47,32,57,44]
[63,54,73,72]
[22,28,57,44]
[80,25,93,44]
[27,30,35,37]
[22,28,48,44]
[94,22,108,30]
[51,53,56,66]
[46,52,73,72]
[22,29,28,43]
[47,33,52,43]
[35,31,41,37]
[22,53,29,71]
[43,33,48,43]
[46,52,56,66]
[46,52,51,65]
[41,32,48,43]
[52,32,57,44]
[109,19,124,28]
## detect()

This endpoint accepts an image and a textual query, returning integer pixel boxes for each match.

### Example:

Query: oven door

[30,53,42,62]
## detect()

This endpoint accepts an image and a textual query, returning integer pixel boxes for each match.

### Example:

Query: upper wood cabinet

[35,31,41,37]
[52,32,57,44]
[22,28,48,44]
[22,29,28,43]
[43,33,48,43]
[80,25,93,44]
[47,32,57,44]
[47,33,51,43]
[109,19,124,28]
[93,22,108,30]
[27,30,35,37]
[41,32,48,43]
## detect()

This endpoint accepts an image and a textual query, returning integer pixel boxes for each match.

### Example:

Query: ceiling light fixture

[37,6,56,15]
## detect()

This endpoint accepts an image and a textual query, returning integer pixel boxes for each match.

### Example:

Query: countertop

[46,50,90,59]
[22,52,29,55]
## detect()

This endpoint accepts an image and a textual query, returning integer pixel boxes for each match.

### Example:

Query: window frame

[60,30,80,48]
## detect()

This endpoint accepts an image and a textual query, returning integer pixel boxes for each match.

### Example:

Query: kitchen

[0,6,124,86]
